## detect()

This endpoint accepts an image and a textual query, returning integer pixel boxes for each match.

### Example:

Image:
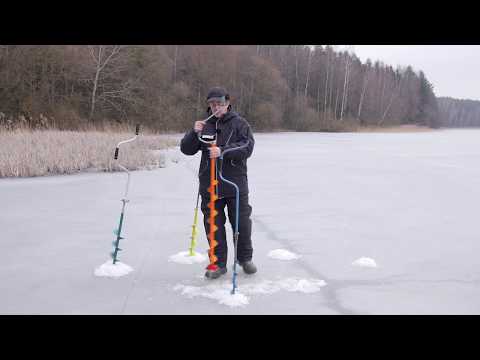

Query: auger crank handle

[114,124,141,160]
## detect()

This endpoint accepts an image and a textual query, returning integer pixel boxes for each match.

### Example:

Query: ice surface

[3,130,480,314]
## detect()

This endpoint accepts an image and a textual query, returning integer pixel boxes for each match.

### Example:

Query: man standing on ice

[180,86,256,279]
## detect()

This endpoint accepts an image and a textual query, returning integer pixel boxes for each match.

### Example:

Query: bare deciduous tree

[88,45,123,121]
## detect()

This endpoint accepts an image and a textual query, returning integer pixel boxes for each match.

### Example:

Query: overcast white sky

[346,45,480,101]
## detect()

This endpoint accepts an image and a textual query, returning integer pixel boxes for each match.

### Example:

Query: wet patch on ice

[169,251,208,264]
[94,260,134,278]
[352,257,378,268]
[173,277,327,308]
[267,249,301,261]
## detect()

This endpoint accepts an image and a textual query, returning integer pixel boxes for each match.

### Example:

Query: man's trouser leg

[225,193,253,264]
[201,195,228,268]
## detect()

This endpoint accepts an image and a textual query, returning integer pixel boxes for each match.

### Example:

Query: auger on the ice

[187,110,220,257]
[218,141,250,294]
[111,124,140,264]
[196,110,221,268]
[188,186,200,256]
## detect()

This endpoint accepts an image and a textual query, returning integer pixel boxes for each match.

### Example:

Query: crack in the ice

[253,215,356,315]
[254,215,480,314]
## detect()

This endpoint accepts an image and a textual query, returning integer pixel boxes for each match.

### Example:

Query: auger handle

[114,124,141,160]
[197,110,221,144]
[220,140,250,159]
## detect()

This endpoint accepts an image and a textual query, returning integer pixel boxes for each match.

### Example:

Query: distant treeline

[0,45,441,132]
[437,97,480,127]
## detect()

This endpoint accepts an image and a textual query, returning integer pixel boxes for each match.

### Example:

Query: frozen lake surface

[1,129,480,314]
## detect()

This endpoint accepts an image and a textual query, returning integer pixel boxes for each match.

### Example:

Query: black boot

[239,261,257,275]
[205,265,227,279]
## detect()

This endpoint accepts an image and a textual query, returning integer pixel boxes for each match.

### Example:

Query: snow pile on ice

[278,278,327,293]
[174,283,249,307]
[240,278,327,295]
[218,292,250,307]
[352,257,378,268]
[94,260,134,278]
[267,249,301,260]
[169,251,208,264]
[173,277,327,307]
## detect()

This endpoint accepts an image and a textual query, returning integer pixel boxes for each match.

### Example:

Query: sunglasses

[208,101,227,107]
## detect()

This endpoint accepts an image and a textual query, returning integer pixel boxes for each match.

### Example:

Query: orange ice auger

[207,145,219,269]
[196,110,221,271]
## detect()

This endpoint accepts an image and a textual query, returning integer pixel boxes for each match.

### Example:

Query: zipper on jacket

[215,118,219,198]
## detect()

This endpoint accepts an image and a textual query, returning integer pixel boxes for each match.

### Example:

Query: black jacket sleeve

[221,119,254,161]
[180,129,201,155]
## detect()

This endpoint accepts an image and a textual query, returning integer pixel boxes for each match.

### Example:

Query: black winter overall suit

[180,110,255,268]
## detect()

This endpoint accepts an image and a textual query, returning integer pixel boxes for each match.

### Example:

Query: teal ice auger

[218,140,250,295]
[111,124,140,264]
